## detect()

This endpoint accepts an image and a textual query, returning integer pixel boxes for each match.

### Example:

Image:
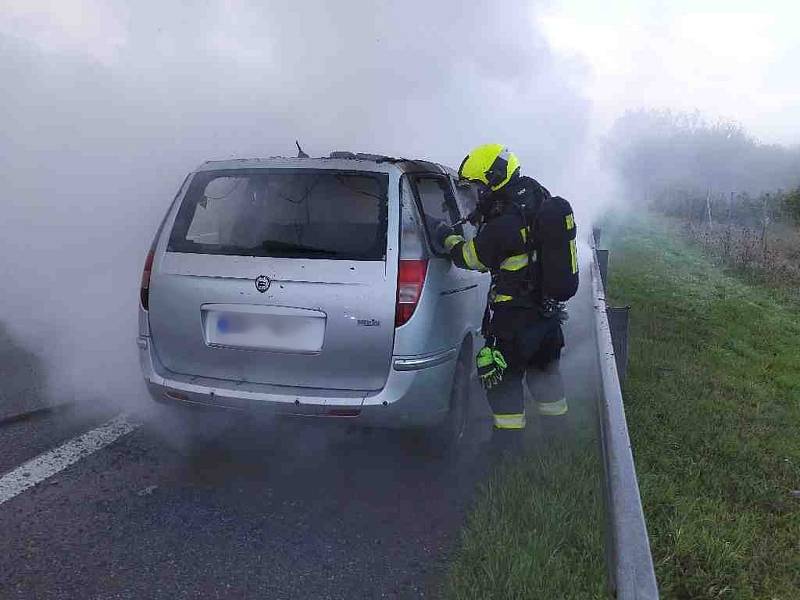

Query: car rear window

[168,169,389,260]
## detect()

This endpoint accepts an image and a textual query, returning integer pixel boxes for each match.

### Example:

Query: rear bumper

[138,337,456,429]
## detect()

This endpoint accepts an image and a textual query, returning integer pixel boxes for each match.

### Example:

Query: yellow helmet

[457,144,521,191]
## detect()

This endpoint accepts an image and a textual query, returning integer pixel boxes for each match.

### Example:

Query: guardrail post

[593,237,628,382]
[597,250,610,293]
[607,307,630,383]
[593,226,602,247]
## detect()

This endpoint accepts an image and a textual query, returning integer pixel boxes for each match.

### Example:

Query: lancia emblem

[255,275,271,293]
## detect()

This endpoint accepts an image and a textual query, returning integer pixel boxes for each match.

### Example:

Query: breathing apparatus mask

[455,178,510,226]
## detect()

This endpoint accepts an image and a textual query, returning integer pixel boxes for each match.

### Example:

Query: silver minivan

[138,153,489,448]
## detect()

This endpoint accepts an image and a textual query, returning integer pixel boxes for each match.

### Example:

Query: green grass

[443,433,607,600]
[606,215,800,598]
[444,334,608,600]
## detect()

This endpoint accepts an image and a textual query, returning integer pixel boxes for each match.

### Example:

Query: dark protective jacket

[445,175,550,314]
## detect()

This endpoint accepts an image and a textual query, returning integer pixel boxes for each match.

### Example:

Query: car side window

[412,175,462,254]
[400,176,426,259]
[453,180,478,218]
[452,179,479,238]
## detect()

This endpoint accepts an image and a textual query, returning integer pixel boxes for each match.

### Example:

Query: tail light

[140,249,155,310]
[396,177,429,327]
[395,259,428,326]
[139,174,193,313]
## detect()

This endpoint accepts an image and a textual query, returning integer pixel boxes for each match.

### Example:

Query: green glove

[476,345,507,390]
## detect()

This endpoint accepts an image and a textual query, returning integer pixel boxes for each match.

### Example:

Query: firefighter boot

[527,361,571,443]
[487,428,524,464]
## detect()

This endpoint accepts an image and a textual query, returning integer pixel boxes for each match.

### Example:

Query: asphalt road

[0,381,495,600]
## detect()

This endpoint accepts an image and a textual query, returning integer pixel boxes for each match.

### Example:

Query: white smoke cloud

[0,0,596,410]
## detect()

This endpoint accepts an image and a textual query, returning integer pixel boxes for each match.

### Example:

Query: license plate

[204,306,326,353]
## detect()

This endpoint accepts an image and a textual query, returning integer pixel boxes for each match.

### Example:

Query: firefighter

[435,144,573,451]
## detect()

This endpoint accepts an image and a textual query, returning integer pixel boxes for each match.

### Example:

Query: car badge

[255,275,271,293]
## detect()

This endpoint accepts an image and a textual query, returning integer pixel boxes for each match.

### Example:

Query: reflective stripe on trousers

[537,397,568,416]
[493,412,526,430]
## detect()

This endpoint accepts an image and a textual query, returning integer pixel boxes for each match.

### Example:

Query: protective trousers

[487,359,567,430]
[487,311,568,431]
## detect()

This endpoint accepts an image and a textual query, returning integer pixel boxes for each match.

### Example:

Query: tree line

[604,109,800,226]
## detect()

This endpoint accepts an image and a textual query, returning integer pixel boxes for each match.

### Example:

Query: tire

[419,343,472,457]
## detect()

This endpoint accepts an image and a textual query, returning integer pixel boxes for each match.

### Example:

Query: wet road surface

[0,385,493,600]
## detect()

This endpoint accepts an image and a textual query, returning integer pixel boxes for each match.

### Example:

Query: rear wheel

[419,343,472,457]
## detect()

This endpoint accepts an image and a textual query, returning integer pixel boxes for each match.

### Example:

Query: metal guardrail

[592,236,659,599]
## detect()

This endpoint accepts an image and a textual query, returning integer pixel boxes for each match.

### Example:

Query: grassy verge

[443,432,607,599]
[444,302,608,600]
[669,217,800,309]
[606,215,800,597]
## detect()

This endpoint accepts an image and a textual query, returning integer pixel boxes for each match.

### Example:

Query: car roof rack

[326,152,452,174]
[328,151,405,163]
[198,153,455,177]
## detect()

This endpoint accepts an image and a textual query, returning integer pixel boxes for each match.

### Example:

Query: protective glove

[476,345,508,390]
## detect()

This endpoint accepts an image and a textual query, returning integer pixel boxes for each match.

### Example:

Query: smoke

[604,108,800,205]
[0,0,597,412]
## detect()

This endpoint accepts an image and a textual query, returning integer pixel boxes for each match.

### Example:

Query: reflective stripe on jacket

[445,216,536,305]
[445,176,549,305]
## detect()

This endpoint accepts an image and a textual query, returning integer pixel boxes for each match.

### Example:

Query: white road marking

[0,414,139,505]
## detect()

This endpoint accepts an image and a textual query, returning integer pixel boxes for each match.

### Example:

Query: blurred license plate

[205,308,325,353]
[216,314,249,334]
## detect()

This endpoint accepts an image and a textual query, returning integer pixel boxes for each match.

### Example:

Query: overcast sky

[540,0,800,144]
